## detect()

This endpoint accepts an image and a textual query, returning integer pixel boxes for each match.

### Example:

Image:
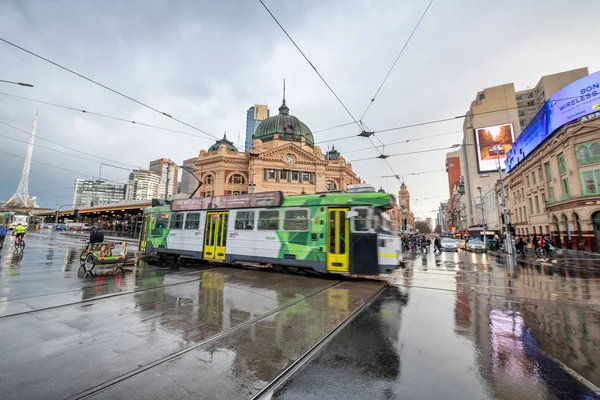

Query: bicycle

[14,235,26,250]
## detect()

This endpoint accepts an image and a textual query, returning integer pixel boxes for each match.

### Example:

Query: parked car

[441,238,458,252]
[55,224,67,231]
[489,144,505,155]
[457,239,466,250]
[467,239,486,252]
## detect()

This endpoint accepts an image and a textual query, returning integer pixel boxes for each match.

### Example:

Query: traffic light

[74,209,80,221]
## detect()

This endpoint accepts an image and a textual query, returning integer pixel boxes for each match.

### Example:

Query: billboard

[473,123,515,172]
[505,70,600,172]
[171,191,283,211]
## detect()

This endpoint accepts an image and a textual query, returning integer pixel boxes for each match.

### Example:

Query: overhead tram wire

[257,0,362,131]
[0,91,217,142]
[359,0,435,121]
[312,121,356,134]
[0,119,138,169]
[0,133,134,171]
[0,37,219,141]
[361,168,445,179]
[341,130,462,155]
[348,145,454,162]
[1,149,101,179]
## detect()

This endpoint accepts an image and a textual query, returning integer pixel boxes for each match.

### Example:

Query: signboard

[473,123,515,173]
[505,70,600,173]
[171,191,283,211]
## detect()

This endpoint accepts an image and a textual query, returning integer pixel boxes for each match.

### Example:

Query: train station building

[184,99,361,197]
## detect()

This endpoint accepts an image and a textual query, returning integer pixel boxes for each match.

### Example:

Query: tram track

[67,279,346,400]
[0,266,238,319]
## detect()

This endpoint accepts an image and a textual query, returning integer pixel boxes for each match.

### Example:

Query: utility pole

[477,186,487,245]
[497,151,514,256]
[164,162,171,200]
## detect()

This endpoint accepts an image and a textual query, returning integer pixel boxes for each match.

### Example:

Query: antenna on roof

[283,79,286,104]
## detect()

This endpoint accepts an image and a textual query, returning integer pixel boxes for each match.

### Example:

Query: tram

[139,190,402,276]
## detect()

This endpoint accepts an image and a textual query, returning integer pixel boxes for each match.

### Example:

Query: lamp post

[477,186,487,245]
[54,204,74,225]
[0,79,34,87]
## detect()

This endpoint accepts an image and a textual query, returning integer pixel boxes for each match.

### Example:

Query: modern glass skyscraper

[245,105,269,151]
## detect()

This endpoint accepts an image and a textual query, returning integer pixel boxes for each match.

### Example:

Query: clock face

[401,199,408,206]
[285,154,295,164]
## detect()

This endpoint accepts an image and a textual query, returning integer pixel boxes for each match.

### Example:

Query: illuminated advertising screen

[505,70,600,172]
[473,123,515,172]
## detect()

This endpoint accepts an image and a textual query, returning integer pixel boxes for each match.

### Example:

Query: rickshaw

[79,228,128,272]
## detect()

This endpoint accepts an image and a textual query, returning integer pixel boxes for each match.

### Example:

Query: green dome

[208,133,238,152]
[253,101,314,146]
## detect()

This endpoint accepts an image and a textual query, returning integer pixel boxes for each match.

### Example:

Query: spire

[279,79,289,115]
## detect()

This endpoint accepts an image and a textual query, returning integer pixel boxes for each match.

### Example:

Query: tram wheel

[85,253,96,272]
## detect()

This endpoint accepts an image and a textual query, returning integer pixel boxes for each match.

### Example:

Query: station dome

[253,100,314,147]
[208,133,238,152]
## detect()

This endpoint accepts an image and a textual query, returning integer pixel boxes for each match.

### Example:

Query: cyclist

[14,223,26,247]
[0,224,7,249]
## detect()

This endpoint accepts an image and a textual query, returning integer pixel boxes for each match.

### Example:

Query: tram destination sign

[171,191,283,211]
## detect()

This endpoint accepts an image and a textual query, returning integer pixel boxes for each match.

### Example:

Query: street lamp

[477,186,487,245]
[0,79,34,87]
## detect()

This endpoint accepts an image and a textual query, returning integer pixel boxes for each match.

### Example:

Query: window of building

[544,161,552,181]
[518,111,525,117]
[258,210,279,230]
[541,192,546,205]
[204,175,213,185]
[535,196,540,213]
[549,187,555,202]
[528,93,534,98]
[170,213,184,229]
[561,178,570,199]
[205,191,212,197]
[479,93,485,101]
[266,169,276,180]
[528,198,533,215]
[558,153,567,175]
[229,174,246,184]
[578,146,591,163]
[516,95,523,100]
[352,208,370,232]
[526,176,530,188]
[291,171,299,181]
[577,143,600,165]
[449,163,454,167]
[538,168,543,184]
[302,172,310,182]
[281,170,288,180]
[593,143,600,158]
[185,213,200,230]
[517,102,524,107]
[234,211,255,230]
[527,101,535,106]
[581,169,600,195]
[532,172,536,185]
[574,213,583,242]
[326,180,336,191]
[283,209,309,231]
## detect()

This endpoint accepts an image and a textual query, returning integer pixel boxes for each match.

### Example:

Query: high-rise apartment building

[125,170,161,201]
[179,157,198,194]
[460,67,589,229]
[149,158,178,198]
[245,105,269,152]
[446,150,461,197]
[72,179,125,208]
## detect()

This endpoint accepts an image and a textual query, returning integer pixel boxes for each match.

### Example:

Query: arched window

[562,214,571,241]
[591,143,600,159]
[228,174,246,184]
[574,213,583,242]
[326,180,336,191]
[578,146,590,162]
[204,174,214,185]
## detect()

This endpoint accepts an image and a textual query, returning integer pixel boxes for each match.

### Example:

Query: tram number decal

[229,232,239,238]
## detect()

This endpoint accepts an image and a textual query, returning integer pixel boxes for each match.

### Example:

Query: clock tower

[398,182,410,213]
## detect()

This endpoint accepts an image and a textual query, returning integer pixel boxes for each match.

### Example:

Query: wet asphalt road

[1,233,599,399]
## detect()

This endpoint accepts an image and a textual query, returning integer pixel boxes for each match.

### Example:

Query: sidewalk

[487,249,600,269]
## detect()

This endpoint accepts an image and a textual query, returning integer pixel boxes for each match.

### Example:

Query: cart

[79,241,128,272]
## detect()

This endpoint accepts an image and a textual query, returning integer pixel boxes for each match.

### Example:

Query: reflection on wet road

[273,250,600,400]
[1,233,599,399]
[0,232,384,400]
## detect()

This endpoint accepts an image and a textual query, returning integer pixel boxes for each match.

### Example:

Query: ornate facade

[188,100,360,197]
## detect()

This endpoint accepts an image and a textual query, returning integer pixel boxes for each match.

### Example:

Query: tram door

[139,214,152,252]
[203,212,229,261]
[327,208,350,273]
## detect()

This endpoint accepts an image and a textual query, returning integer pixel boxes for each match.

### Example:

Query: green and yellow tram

[139,191,401,276]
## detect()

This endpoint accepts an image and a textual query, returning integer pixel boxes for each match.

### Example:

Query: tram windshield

[374,210,393,234]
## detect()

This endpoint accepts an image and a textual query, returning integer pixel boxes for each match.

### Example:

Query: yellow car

[457,239,466,250]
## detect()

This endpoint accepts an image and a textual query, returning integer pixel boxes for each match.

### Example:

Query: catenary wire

[0,37,219,140]
[0,91,218,142]
[341,130,462,155]
[0,119,138,169]
[348,145,453,162]
[312,121,356,134]
[1,149,99,178]
[360,0,434,121]
[0,132,135,171]
[258,0,362,130]
[361,169,445,179]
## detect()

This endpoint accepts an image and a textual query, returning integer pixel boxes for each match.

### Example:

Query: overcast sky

[1,0,599,214]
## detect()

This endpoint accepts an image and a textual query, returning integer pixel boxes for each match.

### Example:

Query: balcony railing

[578,155,600,166]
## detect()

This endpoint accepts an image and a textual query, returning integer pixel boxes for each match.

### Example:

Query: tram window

[185,213,200,230]
[353,208,370,232]
[170,213,184,230]
[235,211,255,230]
[283,209,309,231]
[258,210,280,230]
